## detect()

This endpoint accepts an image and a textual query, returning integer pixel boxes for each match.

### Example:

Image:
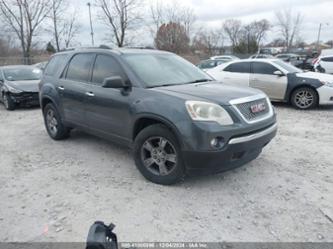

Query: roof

[228,58,280,63]
[55,47,171,56]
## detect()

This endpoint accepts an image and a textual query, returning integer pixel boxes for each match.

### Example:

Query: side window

[66,53,95,82]
[322,57,333,62]
[223,62,250,73]
[92,55,125,85]
[252,62,278,75]
[44,54,67,76]
[0,70,3,81]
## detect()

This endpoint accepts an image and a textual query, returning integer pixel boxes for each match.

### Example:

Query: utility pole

[87,2,95,46]
[317,23,329,52]
[316,23,322,52]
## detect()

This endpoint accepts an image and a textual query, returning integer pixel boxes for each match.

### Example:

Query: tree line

[0,0,318,63]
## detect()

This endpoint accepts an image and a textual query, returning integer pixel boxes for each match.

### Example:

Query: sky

[69,0,332,47]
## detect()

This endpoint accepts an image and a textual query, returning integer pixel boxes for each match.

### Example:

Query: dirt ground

[0,103,332,243]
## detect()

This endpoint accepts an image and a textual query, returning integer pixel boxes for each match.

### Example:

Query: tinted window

[224,62,250,73]
[252,62,278,75]
[66,54,95,82]
[322,57,333,62]
[92,55,124,84]
[45,54,67,76]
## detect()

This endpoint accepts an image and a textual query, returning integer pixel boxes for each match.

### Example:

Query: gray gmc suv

[39,48,277,185]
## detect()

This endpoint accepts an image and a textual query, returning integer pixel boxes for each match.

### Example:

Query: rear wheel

[3,93,15,111]
[43,103,70,140]
[134,124,185,185]
[291,87,318,110]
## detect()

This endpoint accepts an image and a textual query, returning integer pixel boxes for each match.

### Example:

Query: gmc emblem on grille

[250,103,266,113]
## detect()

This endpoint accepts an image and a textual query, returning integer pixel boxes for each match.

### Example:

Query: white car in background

[210,55,240,61]
[206,59,333,109]
[313,55,333,74]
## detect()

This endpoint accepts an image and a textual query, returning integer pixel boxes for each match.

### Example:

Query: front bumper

[183,123,277,174]
[10,92,40,106]
[318,86,333,105]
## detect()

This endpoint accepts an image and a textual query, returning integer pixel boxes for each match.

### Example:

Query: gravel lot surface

[0,103,332,242]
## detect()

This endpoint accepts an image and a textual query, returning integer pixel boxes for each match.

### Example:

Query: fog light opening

[210,137,225,149]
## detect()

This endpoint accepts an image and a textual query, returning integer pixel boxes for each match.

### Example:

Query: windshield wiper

[147,79,212,88]
[186,79,213,84]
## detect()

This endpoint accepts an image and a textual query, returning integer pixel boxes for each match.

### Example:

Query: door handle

[85,92,95,97]
[58,86,65,91]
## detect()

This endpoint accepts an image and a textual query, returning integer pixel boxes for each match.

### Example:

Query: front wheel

[3,93,16,111]
[291,87,318,110]
[43,103,70,140]
[134,124,185,185]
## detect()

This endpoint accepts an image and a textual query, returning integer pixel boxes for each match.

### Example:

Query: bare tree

[150,1,195,39]
[192,27,224,56]
[0,0,51,63]
[275,8,303,50]
[223,19,242,48]
[155,22,190,54]
[48,0,80,51]
[95,0,141,47]
[249,19,271,46]
[62,12,80,49]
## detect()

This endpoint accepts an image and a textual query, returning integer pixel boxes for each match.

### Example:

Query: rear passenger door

[85,54,132,142]
[250,62,288,100]
[58,53,95,127]
[221,62,250,87]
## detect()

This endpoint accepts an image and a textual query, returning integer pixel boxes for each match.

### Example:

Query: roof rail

[61,45,112,52]
[123,46,155,50]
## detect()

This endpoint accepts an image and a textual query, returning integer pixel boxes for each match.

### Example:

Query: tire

[133,124,185,185]
[43,103,70,140]
[291,87,318,110]
[3,93,16,111]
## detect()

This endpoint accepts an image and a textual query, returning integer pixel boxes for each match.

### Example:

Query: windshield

[274,60,303,73]
[123,53,212,87]
[3,67,42,81]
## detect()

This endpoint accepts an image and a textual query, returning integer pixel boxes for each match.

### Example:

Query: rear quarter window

[44,54,67,76]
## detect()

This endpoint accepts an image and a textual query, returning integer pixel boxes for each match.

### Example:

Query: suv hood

[152,82,263,105]
[6,80,40,92]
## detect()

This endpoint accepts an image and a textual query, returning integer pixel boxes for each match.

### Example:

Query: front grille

[234,98,270,122]
[13,92,39,103]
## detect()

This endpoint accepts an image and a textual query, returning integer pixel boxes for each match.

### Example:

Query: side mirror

[102,76,127,89]
[273,70,284,77]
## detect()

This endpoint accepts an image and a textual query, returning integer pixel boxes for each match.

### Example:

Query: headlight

[185,101,234,125]
[6,85,22,93]
[320,81,333,87]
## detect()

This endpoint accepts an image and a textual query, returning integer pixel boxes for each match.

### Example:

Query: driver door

[250,62,288,101]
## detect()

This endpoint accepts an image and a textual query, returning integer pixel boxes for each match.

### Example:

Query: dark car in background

[0,65,42,110]
[39,48,277,185]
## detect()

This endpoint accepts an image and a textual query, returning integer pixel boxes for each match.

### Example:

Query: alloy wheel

[141,136,177,176]
[294,90,314,109]
[46,109,58,136]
